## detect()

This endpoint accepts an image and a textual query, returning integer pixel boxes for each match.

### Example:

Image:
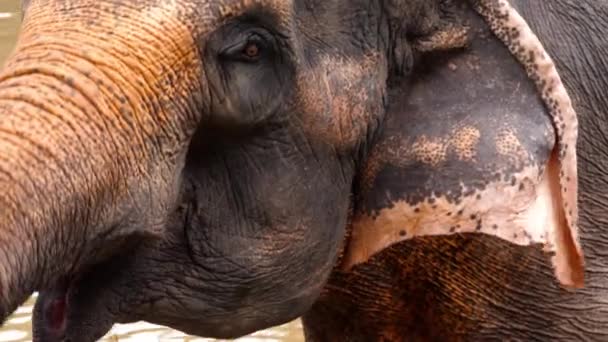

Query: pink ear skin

[343,2,584,289]
[468,0,583,288]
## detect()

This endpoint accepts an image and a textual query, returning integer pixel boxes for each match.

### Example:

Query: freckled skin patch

[451,125,481,161]
[410,135,448,166]
[414,25,471,53]
[365,124,483,172]
[468,0,584,288]
[495,126,527,160]
[358,121,519,198]
[347,164,556,269]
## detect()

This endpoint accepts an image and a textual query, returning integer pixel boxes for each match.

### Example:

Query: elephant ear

[343,0,584,288]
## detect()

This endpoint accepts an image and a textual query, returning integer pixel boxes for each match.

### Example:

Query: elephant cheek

[295,54,387,150]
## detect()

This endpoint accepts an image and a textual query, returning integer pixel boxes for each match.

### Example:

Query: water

[0,2,303,341]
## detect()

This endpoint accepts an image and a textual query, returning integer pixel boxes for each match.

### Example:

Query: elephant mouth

[39,277,72,339]
[34,236,145,340]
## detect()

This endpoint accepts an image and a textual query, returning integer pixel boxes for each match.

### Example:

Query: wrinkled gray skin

[0,1,602,342]
[304,1,608,340]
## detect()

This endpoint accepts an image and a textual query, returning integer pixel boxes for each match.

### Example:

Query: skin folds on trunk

[0,0,203,322]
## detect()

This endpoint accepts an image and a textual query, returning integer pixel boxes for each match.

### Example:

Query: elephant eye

[221,31,273,63]
[242,35,263,60]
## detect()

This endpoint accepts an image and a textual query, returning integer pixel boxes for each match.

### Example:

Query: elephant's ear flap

[342,0,584,289]
[468,0,584,288]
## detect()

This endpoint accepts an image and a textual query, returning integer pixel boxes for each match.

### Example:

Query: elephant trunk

[0,1,203,321]
[0,73,100,321]
[0,61,144,323]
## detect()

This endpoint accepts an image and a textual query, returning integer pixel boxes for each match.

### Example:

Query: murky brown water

[0,1,303,341]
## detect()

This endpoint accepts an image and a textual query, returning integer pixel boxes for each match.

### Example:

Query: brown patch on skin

[468,0,584,288]
[451,125,481,161]
[411,135,449,166]
[358,137,391,196]
[296,53,387,150]
[358,124,484,196]
[414,25,472,53]
[495,126,527,161]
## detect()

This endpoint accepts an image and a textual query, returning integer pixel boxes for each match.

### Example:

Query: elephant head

[0,0,582,341]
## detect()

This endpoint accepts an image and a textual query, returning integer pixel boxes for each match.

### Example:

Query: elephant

[0,0,592,341]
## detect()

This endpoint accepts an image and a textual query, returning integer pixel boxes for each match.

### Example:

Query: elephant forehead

[186,0,294,29]
[216,0,292,16]
[27,0,293,28]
